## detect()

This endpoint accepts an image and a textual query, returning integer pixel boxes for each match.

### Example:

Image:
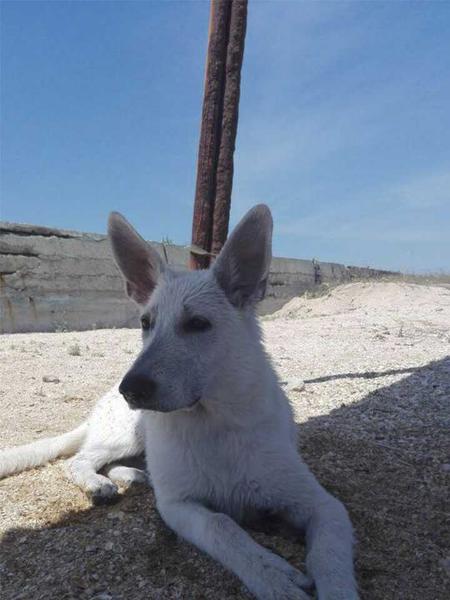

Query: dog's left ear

[108,212,165,306]
[213,204,273,308]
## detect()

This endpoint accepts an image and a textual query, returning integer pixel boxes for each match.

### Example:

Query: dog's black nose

[119,372,157,409]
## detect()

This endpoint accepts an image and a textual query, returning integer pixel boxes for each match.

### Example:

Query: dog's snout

[119,372,157,409]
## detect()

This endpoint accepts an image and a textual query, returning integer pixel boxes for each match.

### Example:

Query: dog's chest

[143,412,266,518]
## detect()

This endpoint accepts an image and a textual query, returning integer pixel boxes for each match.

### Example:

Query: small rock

[114,511,125,520]
[440,463,450,473]
[91,593,113,600]
[373,333,386,341]
[42,375,60,383]
[320,451,335,462]
[440,557,450,573]
[104,541,114,551]
[286,379,306,392]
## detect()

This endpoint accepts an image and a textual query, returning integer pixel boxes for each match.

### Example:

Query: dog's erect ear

[213,204,273,307]
[108,212,165,305]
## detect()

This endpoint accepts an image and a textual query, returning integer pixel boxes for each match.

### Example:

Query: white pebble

[42,375,60,383]
[286,379,306,392]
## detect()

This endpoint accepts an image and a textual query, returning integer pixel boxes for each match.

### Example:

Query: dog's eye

[141,316,152,331]
[183,316,212,333]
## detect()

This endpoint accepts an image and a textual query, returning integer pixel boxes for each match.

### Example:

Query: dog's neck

[200,310,280,426]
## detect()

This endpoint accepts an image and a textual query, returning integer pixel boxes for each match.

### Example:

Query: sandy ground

[0,281,449,600]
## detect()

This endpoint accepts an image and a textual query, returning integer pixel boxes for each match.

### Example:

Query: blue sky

[1,1,449,272]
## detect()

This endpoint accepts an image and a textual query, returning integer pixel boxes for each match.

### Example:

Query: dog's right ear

[108,212,165,306]
[213,204,273,308]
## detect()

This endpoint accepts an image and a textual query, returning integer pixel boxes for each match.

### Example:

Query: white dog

[0,205,358,599]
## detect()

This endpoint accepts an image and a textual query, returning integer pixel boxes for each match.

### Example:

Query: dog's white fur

[0,205,358,599]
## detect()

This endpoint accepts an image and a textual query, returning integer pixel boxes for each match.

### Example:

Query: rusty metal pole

[211,0,247,257]
[190,0,232,270]
[190,0,248,269]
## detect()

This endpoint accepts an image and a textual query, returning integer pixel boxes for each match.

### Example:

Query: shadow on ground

[1,358,449,600]
[299,356,450,600]
[304,365,419,383]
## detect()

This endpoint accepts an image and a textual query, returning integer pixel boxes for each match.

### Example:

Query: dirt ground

[1,281,449,600]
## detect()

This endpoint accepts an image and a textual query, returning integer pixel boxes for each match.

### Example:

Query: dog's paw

[90,481,120,506]
[105,465,147,486]
[248,554,313,600]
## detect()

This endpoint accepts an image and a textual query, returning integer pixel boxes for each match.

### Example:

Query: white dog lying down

[0,205,358,599]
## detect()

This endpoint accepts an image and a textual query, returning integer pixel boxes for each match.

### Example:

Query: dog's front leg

[67,450,119,504]
[284,489,359,600]
[158,500,313,600]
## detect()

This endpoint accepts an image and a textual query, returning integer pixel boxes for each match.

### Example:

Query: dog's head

[109,205,273,413]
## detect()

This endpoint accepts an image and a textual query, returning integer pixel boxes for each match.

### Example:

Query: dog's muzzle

[119,372,158,410]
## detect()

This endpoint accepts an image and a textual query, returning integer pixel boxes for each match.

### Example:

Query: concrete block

[0,221,397,333]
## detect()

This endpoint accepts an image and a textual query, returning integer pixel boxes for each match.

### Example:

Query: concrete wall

[0,222,396,334]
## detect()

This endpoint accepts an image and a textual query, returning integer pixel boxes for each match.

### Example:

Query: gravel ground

[0,281,449,600]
